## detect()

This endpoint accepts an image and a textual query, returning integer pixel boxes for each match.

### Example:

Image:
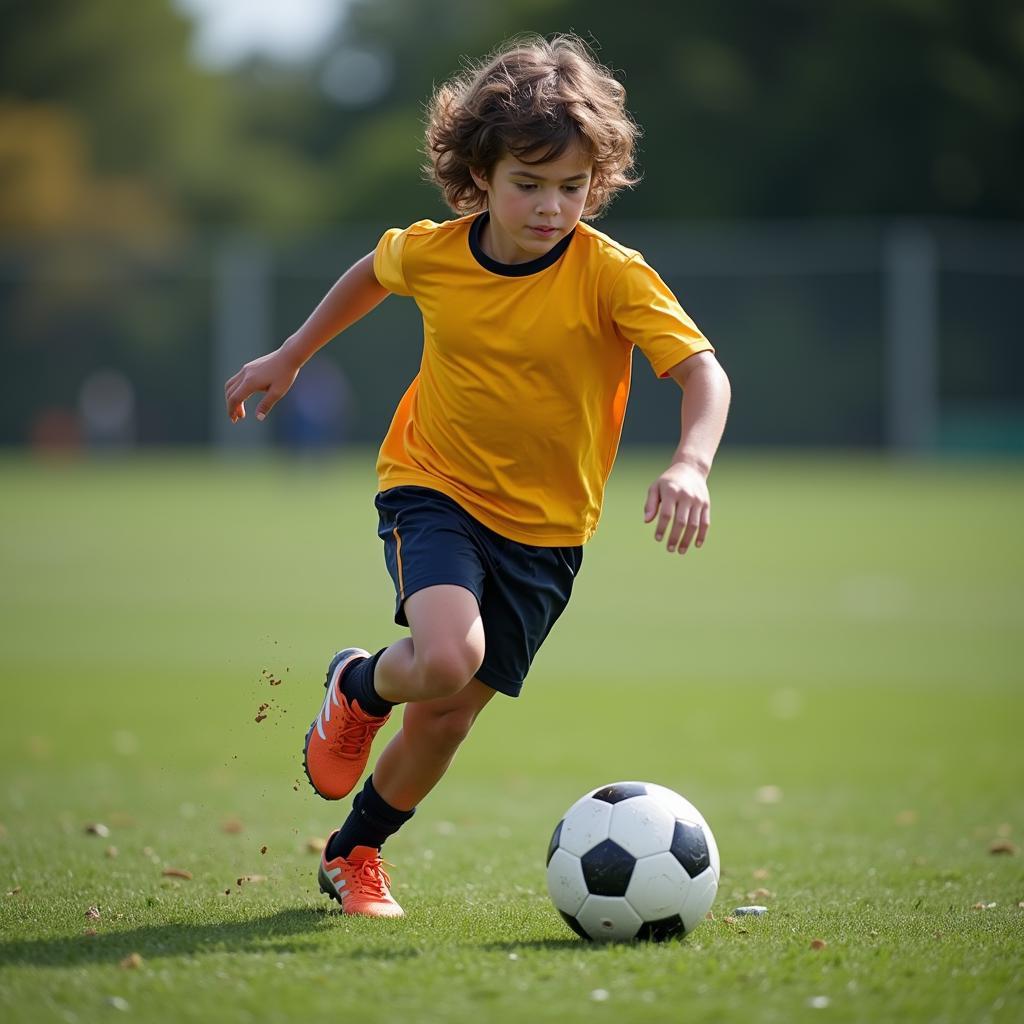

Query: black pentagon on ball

[591,782,648,804]
[671,819,711,878]
[636,915,686,942]
[580,839,636,896]
[559,910,592,941]
[546,819,563,865]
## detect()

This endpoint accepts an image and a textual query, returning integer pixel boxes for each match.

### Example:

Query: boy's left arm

[644,351,732,555]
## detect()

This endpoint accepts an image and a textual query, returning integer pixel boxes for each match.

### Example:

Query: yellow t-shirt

[372,212,713,545]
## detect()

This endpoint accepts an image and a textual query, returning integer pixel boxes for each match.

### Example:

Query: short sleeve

[373,226,412,296]
[610,255,714,378]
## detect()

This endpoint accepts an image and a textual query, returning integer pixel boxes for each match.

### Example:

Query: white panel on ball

[576,894,643,941]
[558,799,613,857]
[546,848,589,916]
[646,783,708,829]
[624,851,689,921]
[608,796,676,859]
[680,868,719,933]
[705,827,721,881]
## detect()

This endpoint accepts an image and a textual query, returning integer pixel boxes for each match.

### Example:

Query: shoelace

[352,857,393,898]
[330,714,380,758]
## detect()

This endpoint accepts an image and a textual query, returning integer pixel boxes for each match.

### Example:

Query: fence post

[213,235,272,452]
[883,223,939,452]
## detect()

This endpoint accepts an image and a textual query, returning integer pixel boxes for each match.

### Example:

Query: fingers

[643,483,659,523]
[224,370,265,423]
[648,467,713,556]
[695,505,711,549]
[655,502,673,541]
[224,375,246,421]
[225,389,247,423]
[674,506,701,555]
[653,489,677,547]
[255,387,283,421]
[665,502,691,553]
[224,353,294,423]
[649,484,711,554]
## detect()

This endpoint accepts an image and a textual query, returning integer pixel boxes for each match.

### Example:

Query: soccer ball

[546,781,720,941]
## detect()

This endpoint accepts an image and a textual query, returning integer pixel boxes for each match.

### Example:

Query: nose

[535,189,560,216]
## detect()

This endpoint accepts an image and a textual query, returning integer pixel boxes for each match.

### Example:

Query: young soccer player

[224,34,731,917]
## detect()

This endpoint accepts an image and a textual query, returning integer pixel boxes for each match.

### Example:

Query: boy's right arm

[224,251,388,422]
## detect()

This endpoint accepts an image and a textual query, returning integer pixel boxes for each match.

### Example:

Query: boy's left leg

[319,679,495,916]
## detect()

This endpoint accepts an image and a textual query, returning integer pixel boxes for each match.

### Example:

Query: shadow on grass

[0,906,422,967]
[480,938,607,951]
[477,937,589,954]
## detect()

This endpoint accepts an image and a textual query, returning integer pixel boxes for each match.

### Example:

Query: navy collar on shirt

[468,212,575,277]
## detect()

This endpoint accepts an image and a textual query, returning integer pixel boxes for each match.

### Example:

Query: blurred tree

[306,0,1024,223]
[0,0,327,237]
[4,0,1020,234]
[0,100,181,242]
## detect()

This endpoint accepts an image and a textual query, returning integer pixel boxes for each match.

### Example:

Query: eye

[515,183,537,191]
[564,185,583,194]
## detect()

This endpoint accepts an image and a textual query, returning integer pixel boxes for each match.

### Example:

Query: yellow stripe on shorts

[393,526,405,601]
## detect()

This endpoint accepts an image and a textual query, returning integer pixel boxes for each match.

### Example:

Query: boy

[224,34,731,918]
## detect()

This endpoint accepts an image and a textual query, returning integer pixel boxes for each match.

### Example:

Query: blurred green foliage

[2,0,1022,238]
[320,0,1024,224]
[0,0,326,238]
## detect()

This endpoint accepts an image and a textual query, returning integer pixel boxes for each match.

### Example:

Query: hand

[643,460,711,555]
[224,348,301,423]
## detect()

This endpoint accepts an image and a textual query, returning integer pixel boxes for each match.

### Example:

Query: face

[470,148,592,264]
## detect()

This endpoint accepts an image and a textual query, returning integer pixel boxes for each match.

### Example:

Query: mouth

[528,226,558,237]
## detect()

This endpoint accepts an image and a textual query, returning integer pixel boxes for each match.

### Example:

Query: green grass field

[1,451,1022,1024]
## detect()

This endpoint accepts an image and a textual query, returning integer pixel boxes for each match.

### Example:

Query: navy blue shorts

[374,486,583,698]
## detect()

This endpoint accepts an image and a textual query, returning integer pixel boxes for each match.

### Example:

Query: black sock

[340,649,394,718]
[326,775,415,860]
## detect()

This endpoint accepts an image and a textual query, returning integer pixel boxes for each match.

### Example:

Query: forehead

[496,148,592,180]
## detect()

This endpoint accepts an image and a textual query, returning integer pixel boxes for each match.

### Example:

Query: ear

[469,167,489,192]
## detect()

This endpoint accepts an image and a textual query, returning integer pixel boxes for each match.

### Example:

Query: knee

[416,643,482,699]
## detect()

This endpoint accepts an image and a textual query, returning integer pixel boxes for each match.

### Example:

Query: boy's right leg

[318,678,495,917]
[304,584,485,800]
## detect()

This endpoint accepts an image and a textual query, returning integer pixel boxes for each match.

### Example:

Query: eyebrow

[507,170,591,182]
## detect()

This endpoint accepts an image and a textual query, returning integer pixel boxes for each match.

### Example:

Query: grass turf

[1,451,1022,1023]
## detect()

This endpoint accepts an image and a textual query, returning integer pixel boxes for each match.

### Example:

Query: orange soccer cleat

[318,840,404,917]
[303,648,390,800]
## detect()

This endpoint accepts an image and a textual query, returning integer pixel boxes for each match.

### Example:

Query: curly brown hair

[423,34,640,219]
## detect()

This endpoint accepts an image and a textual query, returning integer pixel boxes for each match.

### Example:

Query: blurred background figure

[78,369,137,450]
[276,357,352,455]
